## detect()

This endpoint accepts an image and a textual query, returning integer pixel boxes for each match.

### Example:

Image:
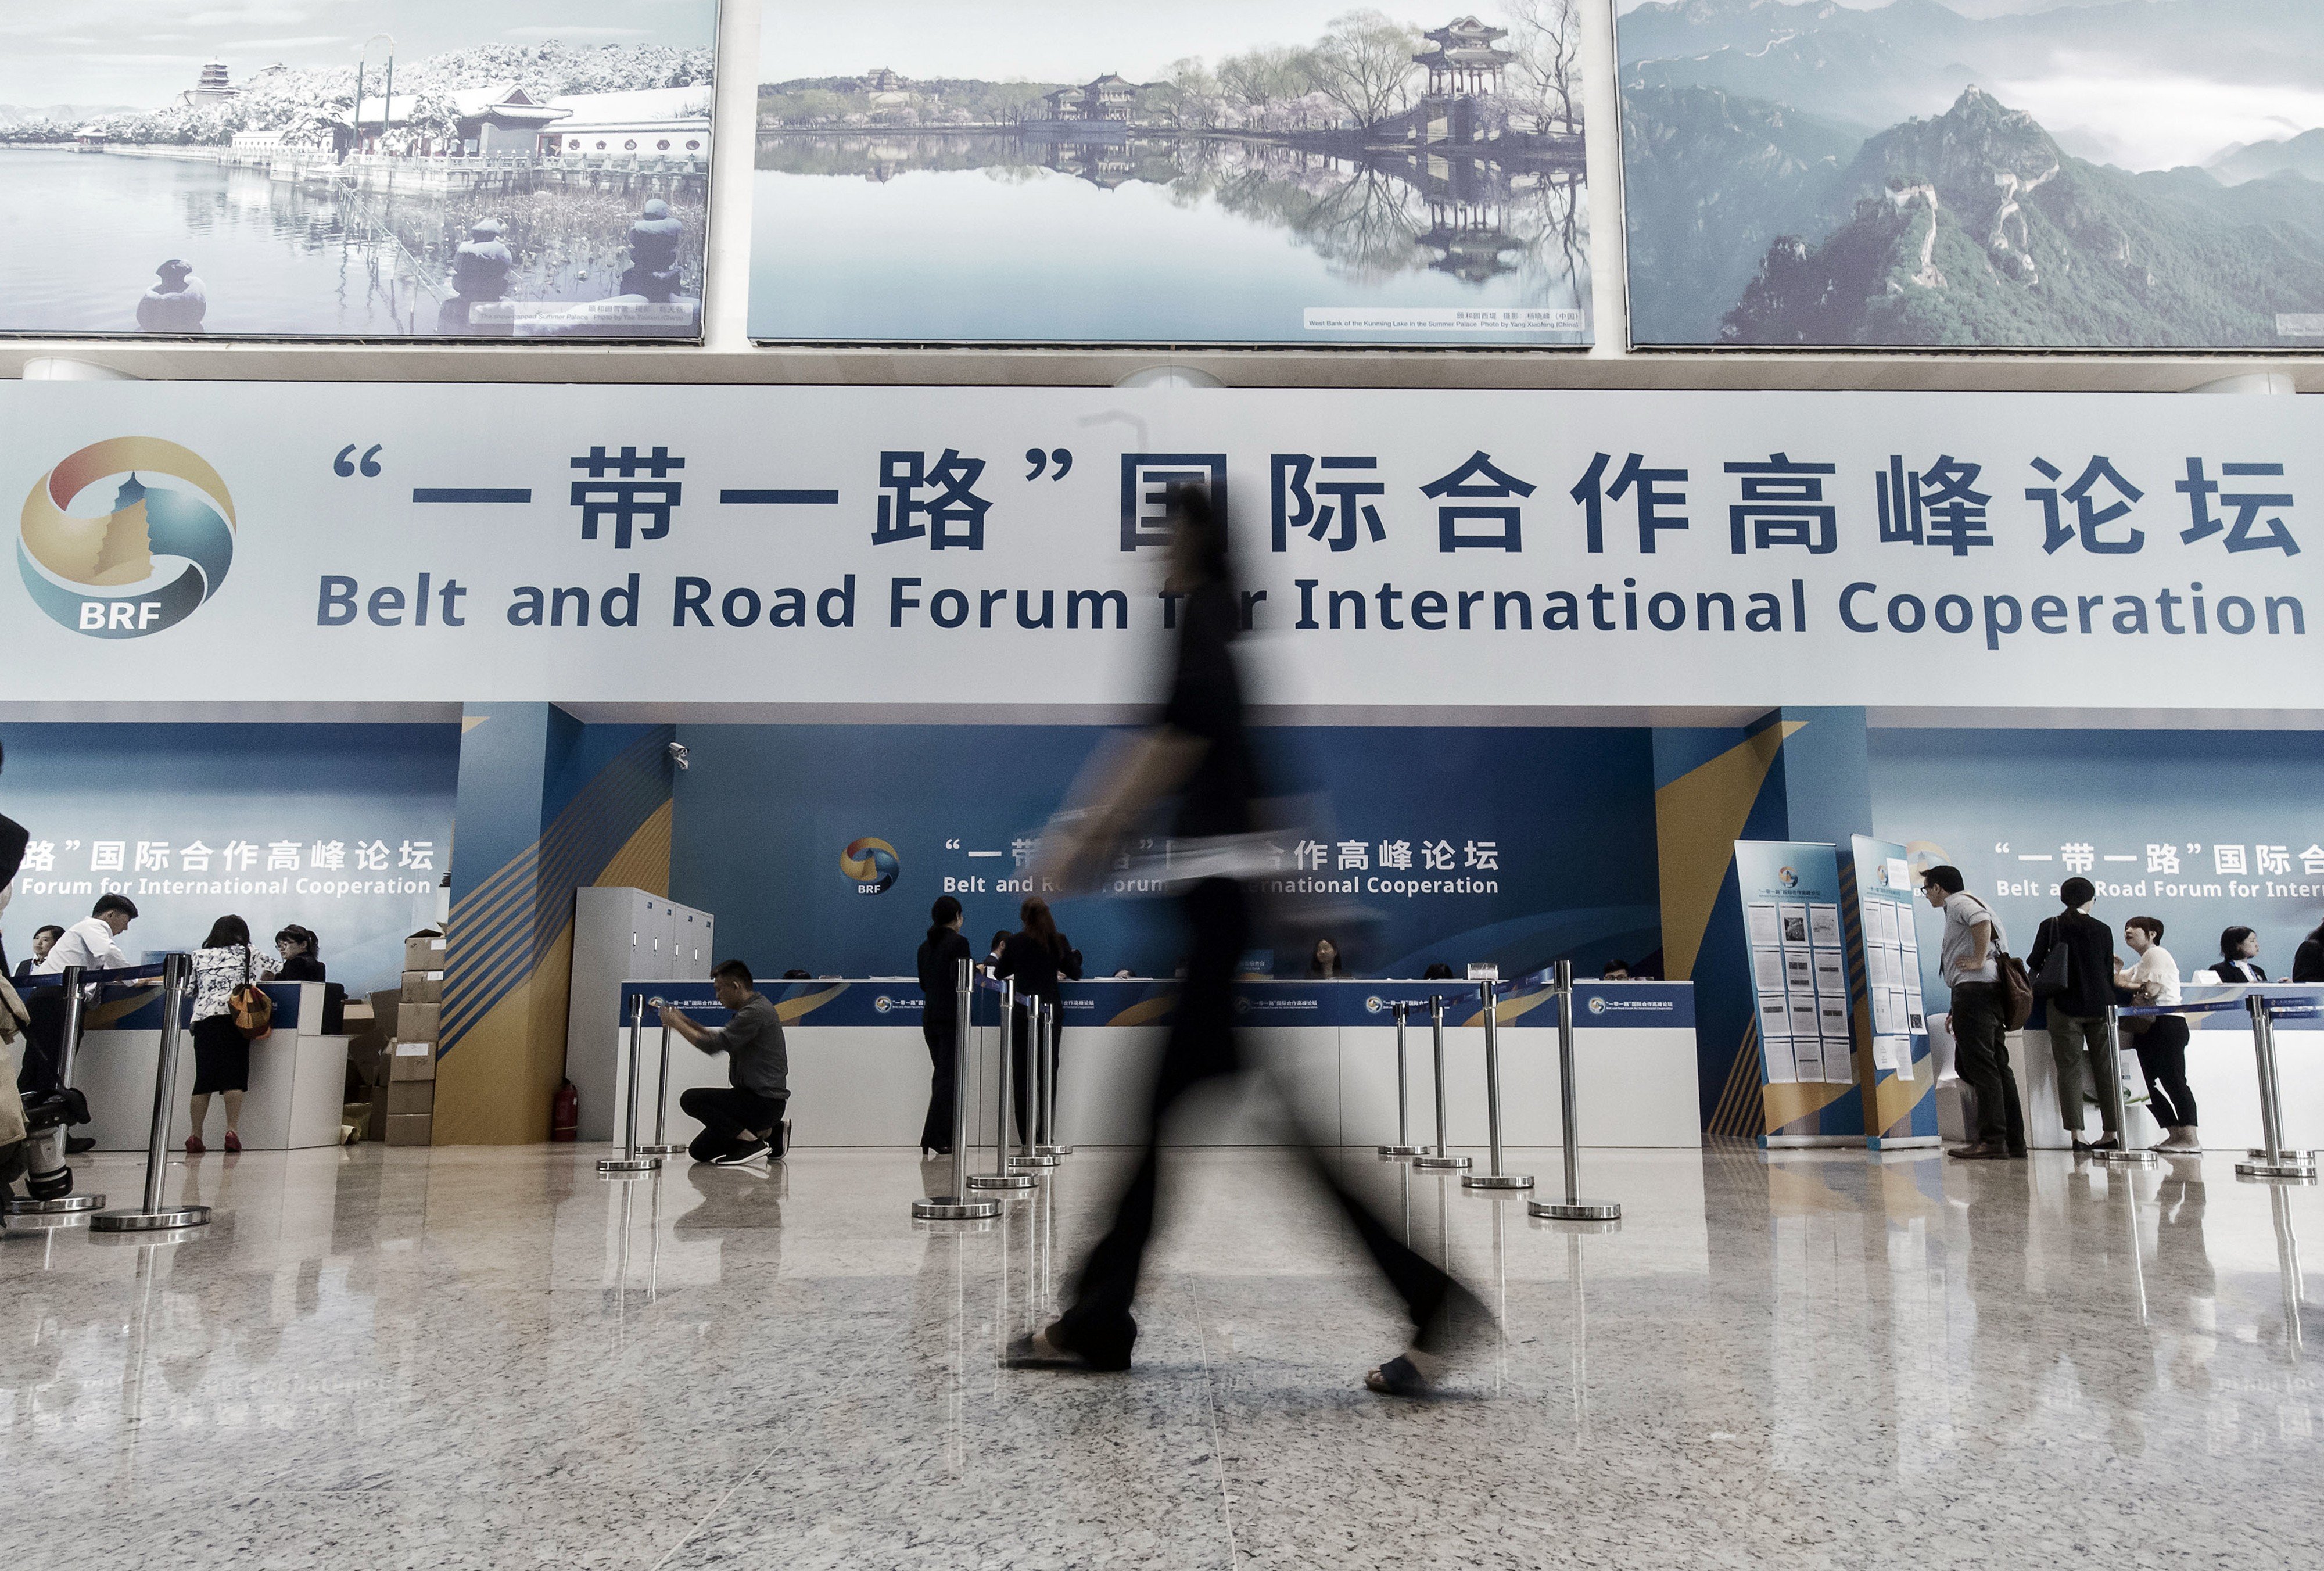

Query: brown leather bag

[228,948,274,1041]
[1969,896,2034,1030]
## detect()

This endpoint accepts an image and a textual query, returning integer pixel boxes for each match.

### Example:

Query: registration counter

[593,975,1701,1152]
[64,968,352,1152]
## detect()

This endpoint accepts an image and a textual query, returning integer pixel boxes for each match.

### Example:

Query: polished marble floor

[4,1142,2321,1570]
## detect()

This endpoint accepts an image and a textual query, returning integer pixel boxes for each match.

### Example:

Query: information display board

[1845,834,1936,1149]
[1735,839,1863,1145]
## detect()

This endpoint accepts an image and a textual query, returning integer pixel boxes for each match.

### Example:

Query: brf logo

[841,837,900,895]
[19,437,235,639]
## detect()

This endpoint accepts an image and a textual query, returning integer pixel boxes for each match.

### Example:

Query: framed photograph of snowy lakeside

[748,2,1593,346]
[1614,0,2324,351]
[0,2,719,342]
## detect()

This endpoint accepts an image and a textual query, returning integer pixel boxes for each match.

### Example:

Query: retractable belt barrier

[1530,960,1622,1222]
[598,993,659,1177]
[967,971,1035,1196]
[636,999,687,1157]
[915,958,1000,1221]
[2101,989,2322,1174]
[90,953,210,1234]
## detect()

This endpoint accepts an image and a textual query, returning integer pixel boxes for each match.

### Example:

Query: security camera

[667,741,690,771]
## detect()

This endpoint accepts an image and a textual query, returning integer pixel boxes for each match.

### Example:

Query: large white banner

[7,384,2318,709]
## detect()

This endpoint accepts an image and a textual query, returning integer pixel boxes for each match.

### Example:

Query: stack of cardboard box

[386,931,446,1146]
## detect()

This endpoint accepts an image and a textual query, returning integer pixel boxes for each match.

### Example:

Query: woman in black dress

[187,915,280,1154]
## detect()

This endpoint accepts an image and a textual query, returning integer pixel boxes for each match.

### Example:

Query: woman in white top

[2115,915,2197,1152]
[187,914,281,1154]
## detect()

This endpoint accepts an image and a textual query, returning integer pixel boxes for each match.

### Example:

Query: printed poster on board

[1846,833,1936,1147]
[1735,838,1863,1146]
[1615,0,2324,350]
[0,2,718,340]
[751,2,1591,345]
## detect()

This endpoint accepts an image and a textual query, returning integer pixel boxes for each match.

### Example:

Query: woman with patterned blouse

[187,916,281,1154]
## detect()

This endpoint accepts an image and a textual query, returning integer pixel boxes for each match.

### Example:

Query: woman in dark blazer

[2213,926,2268,984]
[2294,922,2324,984]
[915,896,971,1157]
[995,895,1081,1146]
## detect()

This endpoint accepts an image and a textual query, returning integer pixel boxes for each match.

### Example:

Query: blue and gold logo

[19,438,235,639]
[841,836,900,895]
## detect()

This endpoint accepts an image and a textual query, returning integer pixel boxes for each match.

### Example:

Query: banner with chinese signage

[0,3,716,341]
[1735,838,1863,1145]
[5,383,2318,707]
[1845,833,1936,1149]
[1616,0,2324,350]
[749,2,1591,346]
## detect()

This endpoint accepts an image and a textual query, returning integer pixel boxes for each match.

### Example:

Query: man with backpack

[1923,865,2025,1161]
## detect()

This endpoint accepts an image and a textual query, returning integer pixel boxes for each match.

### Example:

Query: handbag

[1968,896,2033,1031]
[228,947,275,1041]
[2031,917,2073,1000]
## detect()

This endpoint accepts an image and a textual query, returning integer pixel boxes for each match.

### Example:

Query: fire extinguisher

[551,1079,579,1143]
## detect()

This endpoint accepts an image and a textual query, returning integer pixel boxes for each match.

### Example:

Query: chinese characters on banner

[6,385,2319,710]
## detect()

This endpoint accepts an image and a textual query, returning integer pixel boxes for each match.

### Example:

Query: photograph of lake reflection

[750,2,1591,346]
[0,2,716,340]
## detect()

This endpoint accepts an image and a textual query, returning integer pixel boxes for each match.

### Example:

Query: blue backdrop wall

[666,724,1662,981]
[1869,728,2324,1005]
[0,723,460,997]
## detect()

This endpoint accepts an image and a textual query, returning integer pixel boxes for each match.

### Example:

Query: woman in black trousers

[915,896,970,1157]
[995,895,1080,1146]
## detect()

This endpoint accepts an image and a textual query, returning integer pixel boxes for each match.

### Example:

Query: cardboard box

[386,1081,436,1117]
[396,1002,440,1044]
[388,1040,436,1082]
[404,933,447,971]
[383,1112,433,1147]
[400,970,444,1005]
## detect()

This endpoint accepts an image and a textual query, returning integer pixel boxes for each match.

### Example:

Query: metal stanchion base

[6,1193,105,1215]
[2235,1158,2319,1182]
[1377,1143,1428,1158]
[1462,1173,1534,1191]
[636,1144,687,1156]
[2250,1148,2322,1161]
[1009,1153,1060,1170]
[597,1156,661,1176]
[1034,1144,1073,1157]
[2095,1148,2158,1165]
[912,1196,1002,1221]
[1413,1153,1472,1170]
[966,1172,1039,1191]
[90,1204,212,1233]
[1529,1198,1621,1221]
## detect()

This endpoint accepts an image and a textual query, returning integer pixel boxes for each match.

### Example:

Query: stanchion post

[2237,995,2318,1182]
[1010,995,1059,1172]
[2096,1004,2157,1166]
[8,964,106,1217]
[1414,992,1471,1171]
[598,993,660,1177]
[1037,998,1071,1157]
[1380,999,1425,1157]
[1530,960,1620,1222]
[970,978,1035,1192]
[636,996,686,1156]
[916,958,1000,1220]
[1464,978,1533,1191]
[91,955,210,1233]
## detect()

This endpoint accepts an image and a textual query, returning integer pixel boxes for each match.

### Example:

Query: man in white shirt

[37,895,137,977]
[21,895,137,1099]
[2115,916,2199,1152]
[1923,865,2024,1160]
